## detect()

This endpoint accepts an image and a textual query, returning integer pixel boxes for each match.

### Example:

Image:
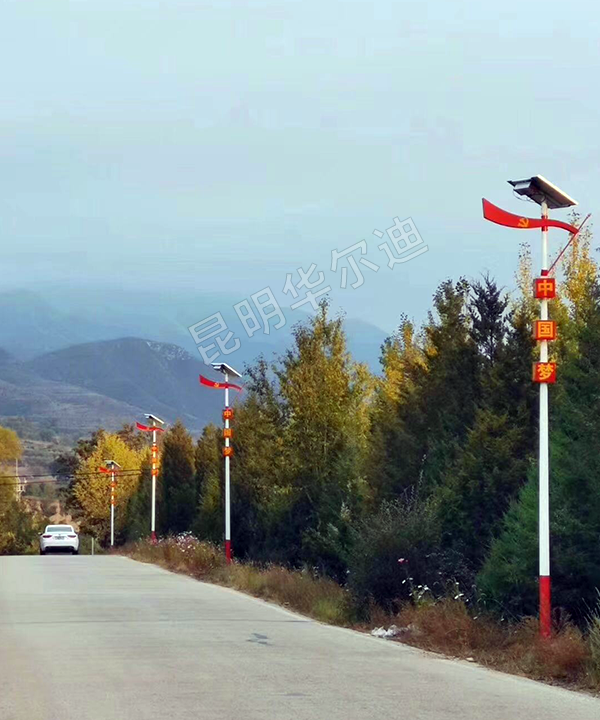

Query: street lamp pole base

[225,540,232,564]
[151,531,157,545]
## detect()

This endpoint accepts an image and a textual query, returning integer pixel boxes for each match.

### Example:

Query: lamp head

[508,175,577,210]
[210,362,242,378]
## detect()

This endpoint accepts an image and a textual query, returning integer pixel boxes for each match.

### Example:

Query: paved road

[1,557,599,720]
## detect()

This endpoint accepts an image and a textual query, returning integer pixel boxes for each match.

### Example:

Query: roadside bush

[127,533,225,576]
[397,598,503,656]
[346,498,472,614]
[0,499,44,555]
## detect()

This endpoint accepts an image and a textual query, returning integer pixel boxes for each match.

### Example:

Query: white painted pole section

[110,468,115,548]
[151,426,157,543]
[224,373,231,562]
[539,200,551,637]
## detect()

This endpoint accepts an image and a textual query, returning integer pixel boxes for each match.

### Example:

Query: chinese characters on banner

[188,217,428,364]
[533,362,557,384]
[532,277,558,384]
[533,320,557,341]
[534,277,556,300]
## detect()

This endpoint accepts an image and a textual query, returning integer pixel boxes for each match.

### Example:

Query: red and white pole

[151,426,158,544]
[224,374,231,563]
[539,200,551,638]
[110,468,116,548]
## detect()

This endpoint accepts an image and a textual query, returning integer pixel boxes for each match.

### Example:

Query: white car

[40,525,80,555]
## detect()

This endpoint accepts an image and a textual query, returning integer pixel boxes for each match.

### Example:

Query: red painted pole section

[540,576,552,638]
[225,540,231,563]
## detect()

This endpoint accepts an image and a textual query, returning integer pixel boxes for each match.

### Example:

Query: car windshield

[46,526,73,533]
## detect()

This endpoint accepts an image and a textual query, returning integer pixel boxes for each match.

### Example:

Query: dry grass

[586,601,600,684]
[396,599,596,690]
[123,534,353,626]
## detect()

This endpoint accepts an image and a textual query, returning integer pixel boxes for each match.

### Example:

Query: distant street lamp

[136,415,166,543]
[102,460,121,547]
[199,363,243,563]
[483,175,587,638]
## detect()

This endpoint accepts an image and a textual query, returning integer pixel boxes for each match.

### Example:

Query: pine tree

[416,279,480,495]
[194,423,223,543]
[434,280,536,572]
[123,458,152,542]
[479,283,600,619]
[273,301,373,576]
[368,317,428,503]
[160,420,197,535]
[369,280,480,506]
[227,358,291,559]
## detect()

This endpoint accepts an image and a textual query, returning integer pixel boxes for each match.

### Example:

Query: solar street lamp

[104,460,121,548]
[483,175,584,638]
[136,414,166,543]
[199,362,243,563]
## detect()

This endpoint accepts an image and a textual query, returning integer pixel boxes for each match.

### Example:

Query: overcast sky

[1,0,599,332]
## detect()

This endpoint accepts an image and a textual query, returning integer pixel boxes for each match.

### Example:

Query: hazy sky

[2,0,599,332]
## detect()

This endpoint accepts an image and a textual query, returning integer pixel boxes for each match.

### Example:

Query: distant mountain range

[0,288,387,367]
[0,338,222,436]
[0,289,389,438]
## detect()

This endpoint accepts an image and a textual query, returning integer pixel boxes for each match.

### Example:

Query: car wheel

[72,549,79,555]
[40,549,45,555]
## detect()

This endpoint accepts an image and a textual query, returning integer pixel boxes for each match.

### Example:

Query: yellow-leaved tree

[73,433,149,542]
[559,213,597,323]
[0,426,23,509]
[0,426,41,555]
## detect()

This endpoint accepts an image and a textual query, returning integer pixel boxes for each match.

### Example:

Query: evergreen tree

[368,317,428,503]
[227,358,291,560]
[434,280,536,572]
[123,458,152,542]
[160,420,197,535]
[419,279,480,493]
[274,301,372,577]
[479,283,600,619]
[194,423,223,543]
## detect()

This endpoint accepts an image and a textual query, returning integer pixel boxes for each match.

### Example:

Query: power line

[0,468,145,484]
[0,468,143,480]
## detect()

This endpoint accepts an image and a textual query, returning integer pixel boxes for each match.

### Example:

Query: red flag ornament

[199,375,243,392]
[482,199,578,235]
[136,422,165,433]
